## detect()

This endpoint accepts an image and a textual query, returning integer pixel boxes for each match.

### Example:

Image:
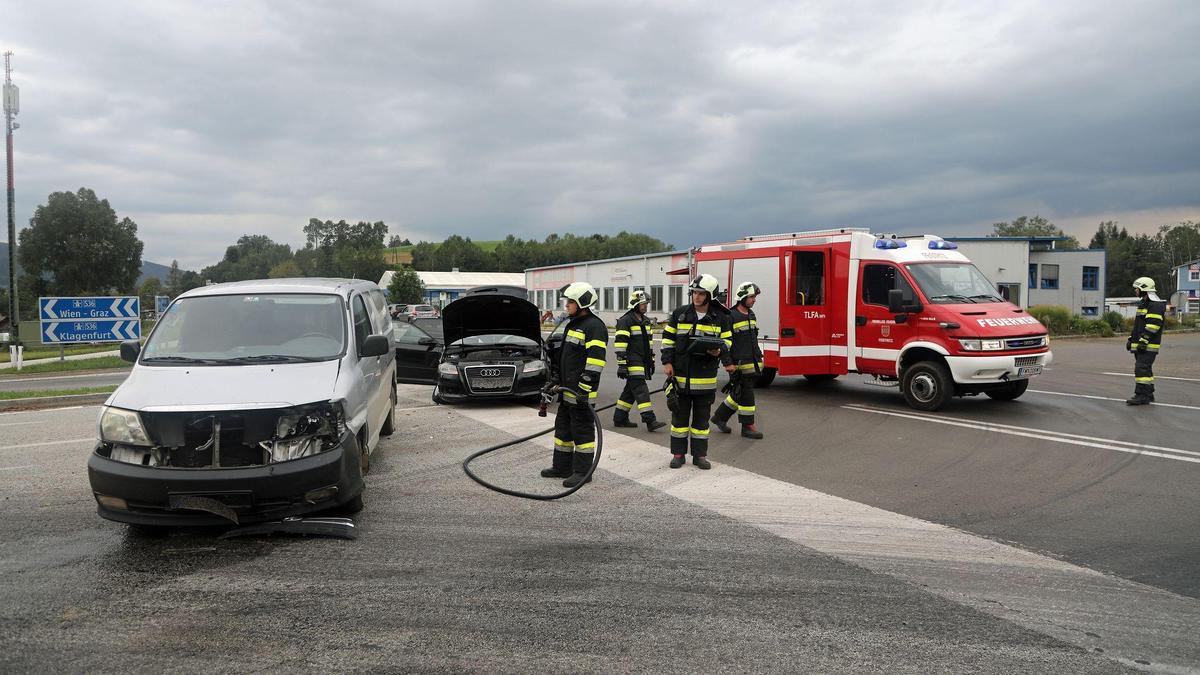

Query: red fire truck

[693,228,1052,411]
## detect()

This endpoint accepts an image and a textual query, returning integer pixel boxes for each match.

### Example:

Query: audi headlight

[438,363,459,376]
[99,406,151,446]
[523,360,546,374]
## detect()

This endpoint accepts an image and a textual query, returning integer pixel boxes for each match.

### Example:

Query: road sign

[155,295,171,318]
[39,296,141,344]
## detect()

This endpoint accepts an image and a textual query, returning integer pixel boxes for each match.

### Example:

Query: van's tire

[985,379,1029,401]
[380,386,396,437]
[901,360,953,411]
[804,374,838,383]
[755,367,777,388]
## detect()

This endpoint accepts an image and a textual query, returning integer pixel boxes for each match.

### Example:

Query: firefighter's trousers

[615,377,657,423]
[553,399,596,459]
[1134,350,1158,398]
[713,380,756,426]
[670,391,715,457]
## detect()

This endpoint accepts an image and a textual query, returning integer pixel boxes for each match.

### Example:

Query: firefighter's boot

[562,453,594,488]
[613,408,638,428]
[1125,395,1152,406]
[741,424,764,440]
[693,454,712,470]
[669,454,686,469]
[645,419,667,432]
[710,415,732,434]
[540,450,574,478]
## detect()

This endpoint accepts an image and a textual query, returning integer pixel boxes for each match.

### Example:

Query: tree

[388,235,406,248]
[387,265,425,304]
[991,215,1080,250]
[138,277,163,311]
[301,219,388,279]
[200,235,294,283]
[18,188,144,294]
[268,259,303,278]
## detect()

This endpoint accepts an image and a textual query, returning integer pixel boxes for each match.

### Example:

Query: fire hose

[461,382,668,500]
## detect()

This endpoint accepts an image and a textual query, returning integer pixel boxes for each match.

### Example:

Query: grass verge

[0,344,116,363]
[1,356,131,376]
[0,385,118,400]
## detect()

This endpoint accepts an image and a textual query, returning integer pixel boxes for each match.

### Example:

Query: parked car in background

[407,304,439,319]
[388,303,409,318]
[393,286,548,403]
[87,278,397,529]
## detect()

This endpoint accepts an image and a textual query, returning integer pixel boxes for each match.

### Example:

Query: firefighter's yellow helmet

[561,281,598,309]
[735,281,762,302]
[629,289,650,309]
[1132,277,1156,293]
[689,274,720,298]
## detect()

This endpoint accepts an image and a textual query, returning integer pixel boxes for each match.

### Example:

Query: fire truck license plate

[1017,366,1042,378]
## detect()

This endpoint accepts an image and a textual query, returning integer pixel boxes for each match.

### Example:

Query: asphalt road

[1,334,1197,672]
[0,369,131,394]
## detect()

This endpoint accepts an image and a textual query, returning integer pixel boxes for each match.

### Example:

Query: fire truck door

[780,248,831,374]
[856,263,919,375]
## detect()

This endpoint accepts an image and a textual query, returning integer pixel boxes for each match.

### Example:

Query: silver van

[87,278,396,527]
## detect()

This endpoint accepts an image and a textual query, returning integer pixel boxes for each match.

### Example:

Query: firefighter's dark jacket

[729,303,764,373]
[615,309,654,376]
[661,303,732,392]
[559,311,608,402]
[1129,294,1167,351]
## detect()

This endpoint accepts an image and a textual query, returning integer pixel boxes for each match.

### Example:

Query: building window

[650,285,664,312]
[1189,267,1200,282]
[1082,306,1099,316]
[617,287,630,310]
[1082,266,1099,291]
[603,287,613,311]
[1029,264,1037,289]
[1040,264,1059,290]
[669,285,684,310]
[792,251,825,305]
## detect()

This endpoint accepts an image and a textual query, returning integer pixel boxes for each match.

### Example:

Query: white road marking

[0,464,37,471]
[1102,372,1200,383]
[449,398,1200,672]
[0,405,98,417]
[0,421,38,427]
[0,438,95,451]
[842,405,1200,464]
[0,372,127,384]
[1029,388,1200,411]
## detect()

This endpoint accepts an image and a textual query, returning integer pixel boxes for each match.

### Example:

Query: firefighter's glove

[1125,338,1133,353]
[1136,341,1147,352]
[664,377,679,414]
[617,364,628,380]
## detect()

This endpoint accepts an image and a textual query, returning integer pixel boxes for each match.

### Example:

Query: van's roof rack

[741,227,871,242]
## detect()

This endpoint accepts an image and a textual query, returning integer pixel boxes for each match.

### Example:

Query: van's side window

[862,264,916,306]
[792,251,824,305]
[352,295,372,352]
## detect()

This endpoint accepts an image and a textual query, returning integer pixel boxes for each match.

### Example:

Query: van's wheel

[901,361,953,411]
[804,374,838,383]
[380,385,396,437]
[755,367,777,388]
[985,379,1029,401]
[357,433,371,476]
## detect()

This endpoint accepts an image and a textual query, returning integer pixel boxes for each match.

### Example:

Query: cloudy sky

[3,0,1198,269]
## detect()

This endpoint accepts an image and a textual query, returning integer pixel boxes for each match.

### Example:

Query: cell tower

[4,51,18,341]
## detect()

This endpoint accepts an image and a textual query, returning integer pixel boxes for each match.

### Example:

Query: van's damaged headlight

[259,401,346,463]
[99,406,152,446]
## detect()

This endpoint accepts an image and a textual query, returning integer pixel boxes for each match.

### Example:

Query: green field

[1,356,131,376]
[0,385,118,401]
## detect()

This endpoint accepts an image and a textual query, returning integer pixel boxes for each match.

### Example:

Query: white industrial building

[525,233,1107,322]
[377,270,525,307]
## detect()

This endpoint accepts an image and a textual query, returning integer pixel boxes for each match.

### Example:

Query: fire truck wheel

[803,374,839,383]
[901,361,952,411]
[755,367,777,387]
[984,379,1029,401]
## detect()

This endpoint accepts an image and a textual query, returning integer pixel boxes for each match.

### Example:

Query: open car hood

[441,287,542,346]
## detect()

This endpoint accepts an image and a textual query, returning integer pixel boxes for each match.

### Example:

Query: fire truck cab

[694,228,1052,411]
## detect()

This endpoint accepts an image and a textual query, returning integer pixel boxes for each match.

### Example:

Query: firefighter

[711,281,765,439]
[614,289,667,432]
[540,282,609,486]
[1126,276,1167,406]
[661,274,735,470]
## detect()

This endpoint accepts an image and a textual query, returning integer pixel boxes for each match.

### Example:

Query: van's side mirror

[120,340,141,363]
[887,289,906,314]
[360,334,390,358]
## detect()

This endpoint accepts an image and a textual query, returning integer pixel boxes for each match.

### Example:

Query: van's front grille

[463,365,517,394]
[1006,336,1047,349]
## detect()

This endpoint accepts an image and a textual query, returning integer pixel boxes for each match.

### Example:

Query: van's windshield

[141,294,346,365]
[905,263,1004,304]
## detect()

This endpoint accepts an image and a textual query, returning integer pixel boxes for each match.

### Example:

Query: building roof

[378,270,525,290]
[525,250,687,273]
[944,236,1070,242]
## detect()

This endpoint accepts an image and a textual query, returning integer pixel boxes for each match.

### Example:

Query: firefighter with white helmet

[1126,276,1167,406]
[541,282,608,486]
[711,281,765,439]
[661,273,735,469]
[613,289,667,432]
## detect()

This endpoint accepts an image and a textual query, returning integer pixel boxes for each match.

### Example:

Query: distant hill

[0,241,174,289]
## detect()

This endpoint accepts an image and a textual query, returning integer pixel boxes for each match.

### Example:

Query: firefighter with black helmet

[711,281,765,439]
[661,274,735,469]
[540,282,608,486]
[1126,276,1167,406]
[614,289,667,432]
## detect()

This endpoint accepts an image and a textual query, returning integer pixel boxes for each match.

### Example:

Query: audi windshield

[141,293,346,365]
[905,263,1004,304]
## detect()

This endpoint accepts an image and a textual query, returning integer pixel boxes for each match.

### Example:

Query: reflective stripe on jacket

[729,304,764,369]
[615,309,654,377]
[661,303,732,391]
[1130,296,1167,351]
[560,312,608,400]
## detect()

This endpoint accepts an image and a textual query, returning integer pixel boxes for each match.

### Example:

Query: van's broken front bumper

[87,431,363,526]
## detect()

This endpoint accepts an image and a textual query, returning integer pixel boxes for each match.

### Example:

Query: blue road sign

[155,295,171,318]
[39,296,141,344]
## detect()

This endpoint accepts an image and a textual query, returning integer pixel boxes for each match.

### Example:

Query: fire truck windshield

[905,263,1003,304]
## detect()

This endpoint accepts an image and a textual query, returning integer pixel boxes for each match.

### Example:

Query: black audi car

[393,286,549,403]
